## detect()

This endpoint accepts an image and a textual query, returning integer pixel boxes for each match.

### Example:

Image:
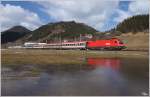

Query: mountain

[110,14,149,33]
[29,21,98,42]
[1,26,31,44]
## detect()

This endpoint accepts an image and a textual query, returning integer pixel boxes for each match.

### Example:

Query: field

[1,49,149,66]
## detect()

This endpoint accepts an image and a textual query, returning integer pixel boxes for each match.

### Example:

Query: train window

[114,41,118,43]
[119,41,123,44]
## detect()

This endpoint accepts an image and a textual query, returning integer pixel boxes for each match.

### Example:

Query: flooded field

[1,52,149,96]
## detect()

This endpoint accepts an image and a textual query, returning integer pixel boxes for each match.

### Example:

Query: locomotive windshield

[119,41,123,44]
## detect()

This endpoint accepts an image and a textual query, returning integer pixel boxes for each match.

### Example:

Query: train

[23,38,126,50]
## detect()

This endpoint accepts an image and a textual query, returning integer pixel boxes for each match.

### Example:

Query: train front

[115,39,126,50]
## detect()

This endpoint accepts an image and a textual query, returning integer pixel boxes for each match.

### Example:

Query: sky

[0,0,149,32]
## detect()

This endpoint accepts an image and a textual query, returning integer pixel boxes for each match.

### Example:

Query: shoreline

[1,49,149,65]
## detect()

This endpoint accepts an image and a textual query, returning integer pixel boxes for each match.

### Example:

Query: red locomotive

[87,38,126,50]
[24,38,126,50]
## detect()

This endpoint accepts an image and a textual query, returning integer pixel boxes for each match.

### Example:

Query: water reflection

[1,57,149,96]
[87,58,120,70]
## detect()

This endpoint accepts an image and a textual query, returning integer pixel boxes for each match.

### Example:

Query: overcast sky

[1,0,149,32]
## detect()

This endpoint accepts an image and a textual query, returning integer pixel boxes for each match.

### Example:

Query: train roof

[47,41,86,44]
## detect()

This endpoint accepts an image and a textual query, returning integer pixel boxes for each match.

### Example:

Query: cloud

[129,0,149,15]
[114,0,149,23]
[114,9,131,23]
[1,1,149,32]
[0,4,43,31]
[37,0,120,31]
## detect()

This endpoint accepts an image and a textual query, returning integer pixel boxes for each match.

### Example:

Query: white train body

[23,41,86,49]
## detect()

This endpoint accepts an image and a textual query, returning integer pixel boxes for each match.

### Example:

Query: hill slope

[29,21,98,42]
[116,32,149,51]
[110,14,149,33]
[1,26,31,44]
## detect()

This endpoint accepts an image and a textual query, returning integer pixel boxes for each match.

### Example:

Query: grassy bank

[1,49,149,66]
[117,32,149,51]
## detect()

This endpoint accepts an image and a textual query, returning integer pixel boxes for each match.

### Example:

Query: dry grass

[117,32,149,51]
[1,49,149,66]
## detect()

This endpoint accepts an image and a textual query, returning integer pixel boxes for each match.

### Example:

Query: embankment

[117,32,149,51]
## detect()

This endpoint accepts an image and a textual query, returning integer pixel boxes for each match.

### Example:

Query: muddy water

[1,57,149,96]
